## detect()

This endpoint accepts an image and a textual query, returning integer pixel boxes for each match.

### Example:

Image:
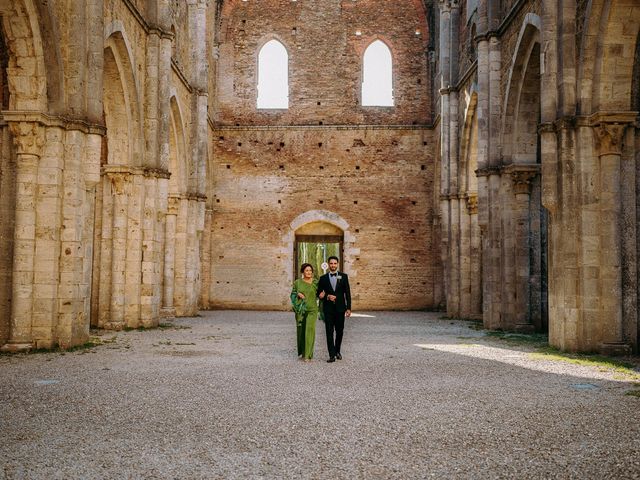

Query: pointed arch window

[362,40,394,107]
[257,39,289,109]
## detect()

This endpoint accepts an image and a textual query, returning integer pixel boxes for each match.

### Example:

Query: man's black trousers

[324,310,345,358]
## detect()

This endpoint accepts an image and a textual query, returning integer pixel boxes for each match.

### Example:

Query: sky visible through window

[257,39,394,109]
[362,40,394,106]
[257,40,289,109]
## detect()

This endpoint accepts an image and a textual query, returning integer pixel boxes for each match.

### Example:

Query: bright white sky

[257,40,289,109]
[257,39,394,109]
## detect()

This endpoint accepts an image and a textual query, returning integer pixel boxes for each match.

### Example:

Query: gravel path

[1,311,639,479]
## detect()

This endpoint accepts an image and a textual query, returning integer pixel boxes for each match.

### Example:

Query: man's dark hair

[328,256,339,263]
[300,263,314,274]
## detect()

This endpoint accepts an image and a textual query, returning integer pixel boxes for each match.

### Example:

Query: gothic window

[362,40,394,107]
[257,39,289,109]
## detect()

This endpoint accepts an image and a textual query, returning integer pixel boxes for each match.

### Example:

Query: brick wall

[214,0,431,126]
[209,0,438,311]
[210,126,438,310]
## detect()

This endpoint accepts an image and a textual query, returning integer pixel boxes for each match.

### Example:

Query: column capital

[438,0,460,13]
[465,193,478,215]
[504,164,540,195]
[7,121,45,157]
[593,122,628,157]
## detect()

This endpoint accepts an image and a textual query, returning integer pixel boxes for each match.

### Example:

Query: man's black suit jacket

[317,272,351,313]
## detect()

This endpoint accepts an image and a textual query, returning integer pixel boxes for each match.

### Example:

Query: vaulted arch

[578,0,640,113]
[103,27,143,166]
[501,16,541,164]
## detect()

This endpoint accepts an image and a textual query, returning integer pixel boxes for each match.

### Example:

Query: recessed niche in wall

[355,165,360,170]
[410,229,415,233]
[421,165,426,170]
[219,136,224,141]
[355,229,359,233]
[279,165,284,169]
[319,166,324,169]
[319,200,324,204]
[412,201,417,205]
[353,201,358,204]
[318,142,323,147]
[317,101,321,105]
[278,200,281,204]
[226,165,231,169]
[280,142,285,147]
[237,142,242,147]
[319,121,323,125]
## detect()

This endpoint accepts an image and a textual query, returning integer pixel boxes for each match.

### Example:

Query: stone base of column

[160,307,176,318]
[514,323,536,334]
[599,342,632,356]
[0,342,34,353]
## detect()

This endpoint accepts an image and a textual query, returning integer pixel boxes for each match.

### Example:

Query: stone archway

[0,24,14,347]
[92,26,147,330]
[294,221,345,280]
[287,210,354,287]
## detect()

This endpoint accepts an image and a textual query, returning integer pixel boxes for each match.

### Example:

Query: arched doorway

[294,221,344,279]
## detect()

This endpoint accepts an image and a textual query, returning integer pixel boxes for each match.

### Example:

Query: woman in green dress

[291,263,319,361]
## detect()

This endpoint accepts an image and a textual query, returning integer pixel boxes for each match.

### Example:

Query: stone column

[594,120,632,355]
[507,166,540,332]
[466,194,482,318]
[161,195,179,317]
[2,121,44,351]
[107,170,129,329]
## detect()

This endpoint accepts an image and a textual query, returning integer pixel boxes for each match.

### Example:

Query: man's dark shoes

[327,357,336,363]
[336,353,342,360]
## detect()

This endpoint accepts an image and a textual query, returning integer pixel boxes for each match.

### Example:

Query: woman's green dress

[291,278,319,359]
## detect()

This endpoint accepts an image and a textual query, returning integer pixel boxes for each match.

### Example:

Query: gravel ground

[1,310,640,479]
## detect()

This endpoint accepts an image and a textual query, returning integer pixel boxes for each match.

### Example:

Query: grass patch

[530,346,640,381]
[483,330,549,347]
[123,322,191,332]
[625,389,640,398]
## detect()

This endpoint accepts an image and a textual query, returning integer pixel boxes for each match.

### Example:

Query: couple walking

[290,256,352,362]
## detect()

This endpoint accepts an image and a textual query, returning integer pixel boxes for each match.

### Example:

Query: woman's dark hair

[328,256,339,263]
[300,263,314,274]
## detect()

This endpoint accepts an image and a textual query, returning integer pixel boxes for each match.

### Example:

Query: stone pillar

[466,194,482,318]
[162,195,178,317]
[107,170,129,329]
[200,207,214,309]
[594,120,632,355]
[1,121,44,351]
[508,166,540,332]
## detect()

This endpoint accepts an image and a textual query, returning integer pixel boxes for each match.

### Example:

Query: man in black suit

[317,256,351,363]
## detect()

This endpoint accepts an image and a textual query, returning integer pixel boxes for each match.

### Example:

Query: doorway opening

[293,221,344,280]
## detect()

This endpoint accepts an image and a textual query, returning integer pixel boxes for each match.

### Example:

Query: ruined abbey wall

[207,0,440,310]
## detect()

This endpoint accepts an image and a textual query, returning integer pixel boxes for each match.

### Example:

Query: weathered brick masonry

[208,0,439,310]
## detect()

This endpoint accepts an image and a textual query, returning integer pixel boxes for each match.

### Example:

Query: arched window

[362,40,394,107]
[257,39,289,109]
